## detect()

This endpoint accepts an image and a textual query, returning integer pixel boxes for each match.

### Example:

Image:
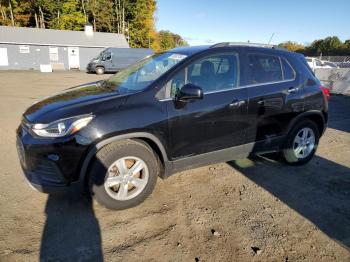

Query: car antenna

[268,32,275,45]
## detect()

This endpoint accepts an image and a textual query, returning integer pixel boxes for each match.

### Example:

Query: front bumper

[86,63,97,73]
[16,124,90,194]
[20,168,82,194]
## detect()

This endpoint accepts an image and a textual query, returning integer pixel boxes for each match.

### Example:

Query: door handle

[229,100,246,108]
[287,87,299,93]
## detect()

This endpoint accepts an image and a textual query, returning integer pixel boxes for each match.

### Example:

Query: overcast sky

[156,0,350,46]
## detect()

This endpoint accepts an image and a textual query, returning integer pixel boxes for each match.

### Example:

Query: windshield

[104,52,187,94]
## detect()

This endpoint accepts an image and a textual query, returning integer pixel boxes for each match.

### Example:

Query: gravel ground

[0,71,349,262]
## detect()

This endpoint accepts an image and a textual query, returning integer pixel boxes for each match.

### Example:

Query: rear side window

[248,54,282,84]
[281,58,296,80]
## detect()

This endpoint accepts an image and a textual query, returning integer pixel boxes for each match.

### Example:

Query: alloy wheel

[293,127,315,159]
[104,156,149,201]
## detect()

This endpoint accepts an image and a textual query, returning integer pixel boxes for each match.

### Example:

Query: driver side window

[168,52,239,98]
[102,52,112,61]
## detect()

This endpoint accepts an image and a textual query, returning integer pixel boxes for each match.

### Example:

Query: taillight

[320,86,330,101]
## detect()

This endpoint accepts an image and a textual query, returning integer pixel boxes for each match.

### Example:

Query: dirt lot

[0,71,349,262]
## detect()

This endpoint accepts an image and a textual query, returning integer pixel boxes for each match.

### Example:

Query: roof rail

[210,42,281,49]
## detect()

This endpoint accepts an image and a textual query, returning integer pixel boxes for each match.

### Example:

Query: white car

[322,61,339,68]
[306,57,338,70]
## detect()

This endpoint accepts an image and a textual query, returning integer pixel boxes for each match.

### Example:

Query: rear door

[245,51,298,145]
[164,50,249,159]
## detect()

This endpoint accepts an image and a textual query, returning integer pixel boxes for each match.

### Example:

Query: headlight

[31,115,94,138]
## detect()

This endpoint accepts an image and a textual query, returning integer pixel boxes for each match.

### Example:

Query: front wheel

[282,119,320,165]
[88,140,159,210]
[95,67,105,75]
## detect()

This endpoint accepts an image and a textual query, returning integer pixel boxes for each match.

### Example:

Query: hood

[89,58,100,64]
[24,81,124,123]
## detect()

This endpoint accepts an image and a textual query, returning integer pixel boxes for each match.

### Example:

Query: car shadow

[40,192,103,261]
[328,95,350,133]
[228,154,350,250]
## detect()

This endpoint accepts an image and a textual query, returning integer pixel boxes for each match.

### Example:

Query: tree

[0,0,190,52]
[278,41,305,52]
[344,40,350,48]
[158,30,188,51]
[126,0,158,50]
[303,36,345,56]
[322,36,342,54]
[86,0,115,32]
[0,0,11,26]
[58,0,85,30]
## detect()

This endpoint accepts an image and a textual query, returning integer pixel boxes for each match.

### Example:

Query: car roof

[169,45,211,55]
[169,42,293,56]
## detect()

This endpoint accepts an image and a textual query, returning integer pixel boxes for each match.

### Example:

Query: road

[0,71,349,261]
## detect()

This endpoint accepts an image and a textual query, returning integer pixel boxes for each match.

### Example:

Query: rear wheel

[96,67,105,75]
[282,119,320,165]
[88,140,159,210]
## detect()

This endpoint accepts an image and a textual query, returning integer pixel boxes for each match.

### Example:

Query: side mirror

[176,83,203,102]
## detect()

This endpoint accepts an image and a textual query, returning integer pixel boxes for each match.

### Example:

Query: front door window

[168,52,240,98]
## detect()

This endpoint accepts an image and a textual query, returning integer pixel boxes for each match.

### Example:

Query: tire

[95,67,105,75]
[282,119,320,165]
[88,139,159,210]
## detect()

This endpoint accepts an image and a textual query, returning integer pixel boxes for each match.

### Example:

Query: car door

[101,51,113,71]
[163,50,249,159]
[245,51,298,147]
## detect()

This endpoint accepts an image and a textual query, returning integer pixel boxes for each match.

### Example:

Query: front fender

[78,132,171,185]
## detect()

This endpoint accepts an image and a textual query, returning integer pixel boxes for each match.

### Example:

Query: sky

[156,0,350,46]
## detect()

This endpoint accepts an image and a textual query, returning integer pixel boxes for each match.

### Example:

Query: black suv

[16,43,329,210]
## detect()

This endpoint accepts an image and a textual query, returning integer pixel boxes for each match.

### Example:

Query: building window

[49,47,59,61]
[19,45,30,54]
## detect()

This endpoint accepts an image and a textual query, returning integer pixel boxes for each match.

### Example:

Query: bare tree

[8,0,14,26]
[81,0,87,23]
[34,12,39,27]
[0,2,8,21]
[39,6,45,28]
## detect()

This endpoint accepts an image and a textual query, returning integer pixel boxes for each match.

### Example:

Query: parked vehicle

[306,57,339,70]
[86,48,154,75]
[334,61,350,68]
[306,57,322,69]
[17,43,329,210]
[320,61,338,68]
